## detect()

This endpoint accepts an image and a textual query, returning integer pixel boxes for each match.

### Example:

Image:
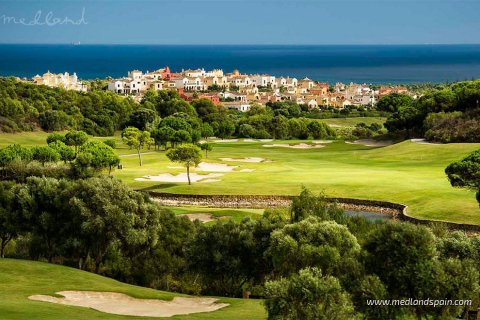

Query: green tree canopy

[268,217,360,276]
[0,181,19,258]
[48,140,76,163]
[77,140,120,174]
[165,144,202,185]
[121,127,154,166]
[376,93,414,113]
[445,149,480,204]
[64,130,89,156]
[0,144,33,167]
[364,223,438,303]
[46,133,65,145]
[31,146,60,166]
[127,107,157,130]
[199,142,213,158]
[264,267,356,320]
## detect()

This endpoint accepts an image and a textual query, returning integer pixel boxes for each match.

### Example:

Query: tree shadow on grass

[137,183,178,191]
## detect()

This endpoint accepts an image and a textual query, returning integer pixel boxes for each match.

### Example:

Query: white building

[223,102,251,112]
[107,70,151,95]
[33,71,87,92]
[204,69,224,77]
[251,74,276,87]
[218,92,247,102]
[172,77,207,91]
[183,68,206,78]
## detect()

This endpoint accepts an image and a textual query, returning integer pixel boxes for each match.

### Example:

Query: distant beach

[1,44,480,83]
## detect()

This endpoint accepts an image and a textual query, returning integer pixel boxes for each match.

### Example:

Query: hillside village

[31,67,410,112]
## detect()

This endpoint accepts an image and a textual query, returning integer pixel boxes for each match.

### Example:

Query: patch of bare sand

[135,173,223,183]
[220,157,265,163]
[263,143,324,149]
[197,162,238,172]
[312,140,333,144]
[29,291,228,317]
[411,138,442,145]
[239,169,255,172]
[345,139,394,147]
[178,213,215,223]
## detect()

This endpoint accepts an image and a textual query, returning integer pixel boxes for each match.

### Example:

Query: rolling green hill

[0,259,266,320]
[0,131,479,224]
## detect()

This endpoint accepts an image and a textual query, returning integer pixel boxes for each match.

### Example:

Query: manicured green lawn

[320,116,386,127]
[117,139,480,225]
[167,206,265,223]
[1,131,479,225]
[0,259,266,320]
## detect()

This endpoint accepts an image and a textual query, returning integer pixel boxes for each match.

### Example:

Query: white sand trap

[411,138,442,145]
[29,291,228,318]
[259,139,273,142]
[135,173,223,183]
[197,162,238,172]
[213,139,238,143]
[243,139,256,142]
[263,143,324,149]
[179,213,215,223]
[220,157,265,163]
[239,169,255,172]
[312,140,333,144]
[346,139,394,147]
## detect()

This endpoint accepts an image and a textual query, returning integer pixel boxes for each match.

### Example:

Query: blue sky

[0,0,479,44]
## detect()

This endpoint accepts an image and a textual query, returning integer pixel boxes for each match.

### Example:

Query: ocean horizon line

[1,43,480,47]
[1,44,480,84]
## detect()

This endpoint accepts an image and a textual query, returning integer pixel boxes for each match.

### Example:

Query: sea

[1,44,480,84]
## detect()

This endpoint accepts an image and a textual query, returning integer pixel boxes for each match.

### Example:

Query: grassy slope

[1,131,479,224]
[118,139,480,224]
[0,259,266,320]
[320,117,386,127]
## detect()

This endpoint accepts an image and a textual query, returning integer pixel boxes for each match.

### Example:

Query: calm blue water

[1,44,480,84]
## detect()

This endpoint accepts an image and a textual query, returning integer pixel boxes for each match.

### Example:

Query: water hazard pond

[344,210,392,222]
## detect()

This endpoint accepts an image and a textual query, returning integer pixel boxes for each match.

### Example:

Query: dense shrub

[0,77,136,135]
[383,80,480,142]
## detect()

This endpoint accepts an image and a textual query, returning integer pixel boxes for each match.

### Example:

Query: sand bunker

[345,139,394,147]
[197,162,238,172]
[312,140,333,144]
[135,173,223,183]
[263,143,324,149]
[178,213,215,223]
[243,139,256,142]
[29,291,228,317]
[411,138,442,145]
[259,139,273,142]
[239,169,255,172]
[220,157,265,163]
